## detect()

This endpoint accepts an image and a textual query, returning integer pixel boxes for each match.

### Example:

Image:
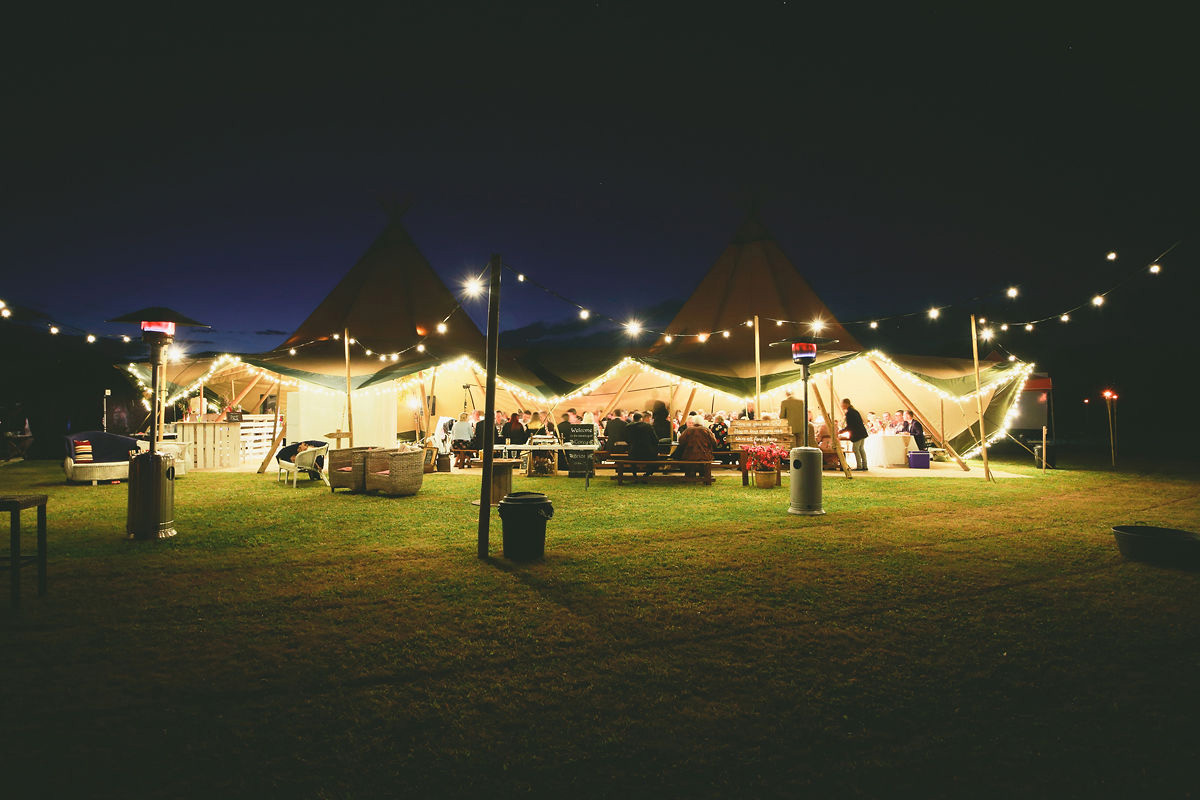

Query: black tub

[1113,525,1200,568]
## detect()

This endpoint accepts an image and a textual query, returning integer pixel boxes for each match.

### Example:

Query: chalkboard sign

[566,423,595,477]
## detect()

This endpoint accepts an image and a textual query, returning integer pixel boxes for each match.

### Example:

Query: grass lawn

[2,458,1199,798]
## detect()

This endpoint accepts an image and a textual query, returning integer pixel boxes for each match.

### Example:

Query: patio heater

[770,336,837,516]
[109,307,208,539]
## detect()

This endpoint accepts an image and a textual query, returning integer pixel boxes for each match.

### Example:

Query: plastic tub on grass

[497,492,554,561]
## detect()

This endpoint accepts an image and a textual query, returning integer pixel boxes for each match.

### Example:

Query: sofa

[63,431,139,485]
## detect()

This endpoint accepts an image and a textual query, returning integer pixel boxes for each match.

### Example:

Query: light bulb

[416,344,425,353]
[811,319,825,333]
[978,317,987,324]
[980,328,993,341]
[49,325,59,334]
[1106,251,1117,261]
[626,321,642,336]
[348,338,356,345]
[869,321,878,329]
[517,274,526,282]
[86,334,96,343]
[697,333,709,343]
[436,322,447,333]
[1000,324,1009,331]
[579,309,590,320]
[379,355,386,362]
[289,348,297,356]
[776,320,783,326]
[1025,323,1034,331]
[663,335,673,343]
[1092,295,1104,306]
[1149,264,1161,274]
[332,333,340,340]
[121,335,131,342]
[1007,287,1019,298]
[745,319,753,327]
[364,349,372,356]
[721,330,731,338]
[1008,355,1017,362]
[928,308,940,319]
[463,277,484,297]
[391,353,399,361]
[1060,314,1070,322]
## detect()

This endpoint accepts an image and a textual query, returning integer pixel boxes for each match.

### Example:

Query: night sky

[4,6,1196,364]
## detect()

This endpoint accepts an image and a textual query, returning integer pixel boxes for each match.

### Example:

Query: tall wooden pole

[344,328,354,448]
[969,315,993,482]
[868,358,969,472]
[753,315,761,418]
[1105,396,1116,468]
[1041,425,1048,475]
[477,254,502,559]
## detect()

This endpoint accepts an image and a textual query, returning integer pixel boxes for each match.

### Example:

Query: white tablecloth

[864,433,913,468]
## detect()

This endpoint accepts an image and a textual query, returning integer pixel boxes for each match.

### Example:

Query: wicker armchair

[328,446,377,494]
[363,448,425,496]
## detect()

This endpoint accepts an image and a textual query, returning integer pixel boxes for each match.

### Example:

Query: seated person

[604,410,628,447]
[709,415,729,450]
[813,420,841,470]
[624,412,660,481]
[451,413,474,451]
[904,410,927,450]
[277,440,327,477]
[673,418,716,477]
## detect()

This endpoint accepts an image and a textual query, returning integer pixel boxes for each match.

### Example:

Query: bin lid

[500,491,551,504]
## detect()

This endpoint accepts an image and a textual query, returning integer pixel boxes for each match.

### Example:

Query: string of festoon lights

[0,240,1177,389]
[496,242,1178,353]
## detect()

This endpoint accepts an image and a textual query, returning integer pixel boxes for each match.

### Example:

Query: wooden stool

[2,494,47,609]
[470,459,522,506]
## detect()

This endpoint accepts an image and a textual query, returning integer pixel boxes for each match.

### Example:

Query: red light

[1083,399,1089,404]
[1102,390,1113,399]
[140,321,176,335]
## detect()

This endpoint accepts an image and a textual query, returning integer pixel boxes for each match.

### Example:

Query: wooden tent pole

[215,372,263,421]
[1041,425,1048,475]
[599,372,637,419]
[344,328,354,448]
[868,357,970,472]
[753,315,761,418]
[681,386,698,419]
[969,315,994,482]
[940,398,945,450]
[253,378,281,413]
[257,418,286,474]
[810,378,854,479]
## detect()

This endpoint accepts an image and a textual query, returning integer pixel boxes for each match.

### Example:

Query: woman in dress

[709,414,729,451]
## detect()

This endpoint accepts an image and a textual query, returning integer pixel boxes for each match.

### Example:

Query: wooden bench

[452,448,479,469]
[612,459,713,485]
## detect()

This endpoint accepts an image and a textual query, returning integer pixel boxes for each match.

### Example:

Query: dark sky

[3,5,1195,359]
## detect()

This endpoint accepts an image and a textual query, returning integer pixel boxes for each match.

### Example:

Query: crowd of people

[443,396,927,474]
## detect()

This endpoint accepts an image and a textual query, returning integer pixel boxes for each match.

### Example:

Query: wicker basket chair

[363,448,425,496]
[328,446,378,494]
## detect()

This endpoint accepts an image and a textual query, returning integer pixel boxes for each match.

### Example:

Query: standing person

[894,410,909,433]
[904,410,927,450]
[779,388,807,447]
[840,398,870,471]
[651,400,672,442]
[624,412,660,483]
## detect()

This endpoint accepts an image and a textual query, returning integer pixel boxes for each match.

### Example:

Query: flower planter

[754,469,778,489]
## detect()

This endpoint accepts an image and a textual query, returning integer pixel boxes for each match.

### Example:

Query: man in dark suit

[839,398,870,471]
[624,412,660,482]
[604,410,628,449]
[904,410,927,450]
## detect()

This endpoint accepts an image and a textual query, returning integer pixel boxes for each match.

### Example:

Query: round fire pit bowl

[1113,525,1200,569]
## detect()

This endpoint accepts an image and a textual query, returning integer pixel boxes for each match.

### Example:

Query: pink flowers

[742,443,790,472]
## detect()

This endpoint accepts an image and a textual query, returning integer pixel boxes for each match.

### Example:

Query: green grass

[2,459,1199,798]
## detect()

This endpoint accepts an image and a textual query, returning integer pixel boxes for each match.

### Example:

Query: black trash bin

[497,492,554,561]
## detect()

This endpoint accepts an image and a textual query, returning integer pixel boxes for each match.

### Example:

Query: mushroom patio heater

[109,307,208,539]
[770,336,837,516]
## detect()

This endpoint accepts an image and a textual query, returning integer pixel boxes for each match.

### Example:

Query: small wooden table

[2,494,47,609]
[470,458,522,506]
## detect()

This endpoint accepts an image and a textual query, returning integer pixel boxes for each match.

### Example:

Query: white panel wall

[286,387,397,448]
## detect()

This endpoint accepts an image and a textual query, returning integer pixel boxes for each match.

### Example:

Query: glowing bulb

[1149,263,1161,274]
[1092,295,1104,306]
[1,308,10,318]
[0,300,5,309]
[1106,251,1117,261]
[1102,389,1113,398]
[810,319,826,333]
[121,335,130,342]
[436,322,447,333]
[775,320,783,326]
[718,330,728,338]
[464,277,484,297]
[745,319,753,327]
[697,333,709,343]
[663,335,673,343]
[626,320,643,336]
[289,348,297,356]
[348,338,356,345]
[978,317,987,324]
[1007,287,1019,298]
[869,321,878,329]
[1060,314,1070,322]
[86,334,96,343]
[332,333,340,340]
[1008,355,1017,362]
[1000,324,1009,331]
[391,353,399,361]
[379,354,386,362]
[928,308,940,319]
[517,273,526,282]
[980,328,993,341]
[1025,323,1034,331]
[417,344,425,353]
[579,309,590,320]
[364,349,372,356]
[49,325,59,334]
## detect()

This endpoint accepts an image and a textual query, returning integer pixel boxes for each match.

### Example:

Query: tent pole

[344,328,354,448]
[216,372,263,422]
[253,378,280,413]
[257,419,286,474]
[809,376,854,479]
[868,357,970,472]
[940,398,945,451]
[969,315,993,482]
[600,372,637,419]
[1041,425,1047,475]
[753,315,761,418]
[681,386,698,419]
[477,253,502,559]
